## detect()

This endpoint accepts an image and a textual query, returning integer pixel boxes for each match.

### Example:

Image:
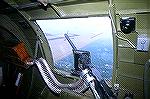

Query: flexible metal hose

[34,57,89,96]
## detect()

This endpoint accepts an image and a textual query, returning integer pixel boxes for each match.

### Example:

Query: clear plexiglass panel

[36,17,113,79]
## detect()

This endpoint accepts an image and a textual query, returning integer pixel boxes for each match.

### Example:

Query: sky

[36,17,113,61]
[36,17,112,38]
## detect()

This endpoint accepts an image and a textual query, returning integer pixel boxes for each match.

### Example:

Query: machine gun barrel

[64,34,77,50]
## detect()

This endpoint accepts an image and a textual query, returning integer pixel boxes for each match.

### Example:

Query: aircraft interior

[0,0,150,99]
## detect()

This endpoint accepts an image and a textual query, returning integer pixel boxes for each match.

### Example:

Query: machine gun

[64,34,118,99]
[64,34,91,73]
[27,34,118,99]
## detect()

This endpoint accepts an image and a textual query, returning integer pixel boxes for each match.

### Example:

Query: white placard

[137,34,149,51]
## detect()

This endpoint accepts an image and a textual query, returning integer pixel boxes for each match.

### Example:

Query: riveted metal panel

[134,51,149,65]
[114,0,149,13]
[118,62,144,79]
[118,47,134,63]
[117,75,143,99]
[58,1,109,17]
[136,14,149,30]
